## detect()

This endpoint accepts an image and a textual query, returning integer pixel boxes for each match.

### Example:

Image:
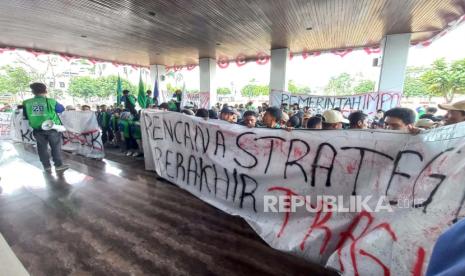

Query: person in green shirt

[118,112,137,156]
[121,90,137,115]
[174,89,182,112]
[167,100,177,111]
[22,82,69,172]
[146,90,154,108]
[110,109,121,148]
[129,118,143,157]
[97,104,112,144]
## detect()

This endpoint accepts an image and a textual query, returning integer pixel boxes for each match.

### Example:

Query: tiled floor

[0,141,334,276]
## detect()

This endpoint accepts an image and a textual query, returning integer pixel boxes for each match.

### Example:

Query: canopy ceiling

[0,0,464,66]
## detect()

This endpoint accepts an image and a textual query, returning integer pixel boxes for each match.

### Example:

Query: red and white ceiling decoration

[1,14,463,73]
[0,46,149,71]
[165,45,382,72]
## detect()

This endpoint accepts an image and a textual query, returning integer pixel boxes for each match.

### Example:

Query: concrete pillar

[149,64,167,103]
[199,58,217,108]
[269,48,290,93]
[377,34,411,93]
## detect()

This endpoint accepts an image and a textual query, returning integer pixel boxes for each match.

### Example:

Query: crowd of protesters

[16,84,465,160]
[148,97,465,133]
[80,91,465,160]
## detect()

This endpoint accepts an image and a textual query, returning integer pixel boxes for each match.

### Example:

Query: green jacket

[23,96,62,130]
[118,119,131,139]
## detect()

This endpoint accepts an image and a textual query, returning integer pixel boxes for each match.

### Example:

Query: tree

[241,84,270,97]
[217,87,231,95]
[403,66,428,98]
[0,66,34,100]
[68,75,137,102]
[421,58,465,103]
[324,73,353,96]
[68,76,98,101]
[353,80,375,94]
[97,76,137,99]
[450,59,465,96]
[288,80,311,94]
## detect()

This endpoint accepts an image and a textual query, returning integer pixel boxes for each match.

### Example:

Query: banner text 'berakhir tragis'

[141,110,465,276]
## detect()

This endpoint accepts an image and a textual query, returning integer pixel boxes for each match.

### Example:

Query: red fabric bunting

[59,53,76,62]
[421,41,432,47]
[0,47,15,54]
[26,48,48,57]
[186,64,197,71]
[363,46,381,55]
[235,54,247,67]
[331,49,353,58]
[256,52,270,65]
[217,56,230,69]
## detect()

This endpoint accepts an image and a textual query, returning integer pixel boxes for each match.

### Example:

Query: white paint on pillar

[199,58,217,108]
[269,48,290,95]
[377,33,411,93]
[149,64,167,103]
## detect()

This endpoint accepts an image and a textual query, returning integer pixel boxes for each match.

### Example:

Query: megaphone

[41,120,66,132]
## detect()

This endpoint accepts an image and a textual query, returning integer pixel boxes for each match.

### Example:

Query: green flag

[137,72,146,109]
[116,74,123,105]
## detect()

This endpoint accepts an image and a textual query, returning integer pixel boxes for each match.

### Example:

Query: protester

[208,109,218,119]
[245,101,254,111]
[181,109,195,116]
[375,109,384,121]
[280,111,290,126]
[146,90,154,108]
[65,105,76,111]
[240,110,258,128]
[348,111,368,129]
[383,107,416,131]
[262,107,282,129]
[306,116,323,129]
[98,104,112,145]
[174,89,182,111]
[22,82,68,172]
[287,114,301,128]
[130,117,143,157]
[420,107,439,121]
[415,118,437,130]
[118,112,138,156]
[220,106,238,123]
[322,110,348,129]
[121,90,137,115]
[195,108,209,120]
[438,100,465,125]
[81,105,91,111]
[168,100,177,111]
[110,109,121,148]
[159,102,169,111]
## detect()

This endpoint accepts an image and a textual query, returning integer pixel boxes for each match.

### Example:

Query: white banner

[270,90,402,116]
[141,110,465,275]
[181,92,210,109]
[10,111,104,159]
[0,112,13,140]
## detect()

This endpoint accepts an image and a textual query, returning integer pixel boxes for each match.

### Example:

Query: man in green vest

[23,83,69,173]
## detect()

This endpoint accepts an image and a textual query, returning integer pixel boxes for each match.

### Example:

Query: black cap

[220,106,238,114]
